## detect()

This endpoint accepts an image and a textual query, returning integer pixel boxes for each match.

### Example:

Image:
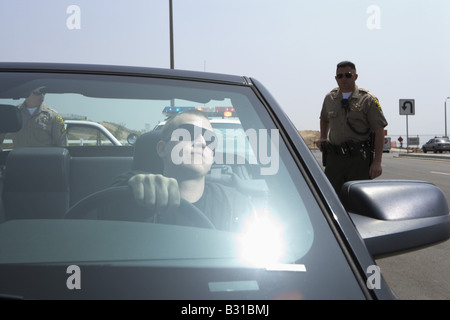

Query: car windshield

[0,70,366,299]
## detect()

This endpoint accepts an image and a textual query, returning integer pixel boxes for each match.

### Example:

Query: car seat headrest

[132,130,164,174]
[0,104,22,133]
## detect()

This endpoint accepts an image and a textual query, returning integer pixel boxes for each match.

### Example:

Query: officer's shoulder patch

[373,99,382,110]
[57,115,66,133]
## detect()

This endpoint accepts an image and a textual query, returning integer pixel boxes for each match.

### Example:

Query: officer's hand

[315,139,327,151]
[369,162,382,179]
[128,173,180,211]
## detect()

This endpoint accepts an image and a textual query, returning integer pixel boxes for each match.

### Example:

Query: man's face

[159,113,216,179]
[25,86,46,108]
[335,66,358,93]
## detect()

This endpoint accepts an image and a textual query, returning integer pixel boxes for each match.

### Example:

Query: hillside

[299,130,320,149]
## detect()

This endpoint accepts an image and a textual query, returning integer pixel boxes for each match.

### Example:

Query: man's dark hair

[336,61,356,74]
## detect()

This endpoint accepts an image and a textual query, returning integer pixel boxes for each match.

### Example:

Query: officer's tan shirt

[320,85,388,145]
[11,103,67,148]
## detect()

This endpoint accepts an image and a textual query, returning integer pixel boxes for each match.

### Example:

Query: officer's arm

[372,127,385,165]
[369,127,385,179]
[316,119,330,150]
[52,114,68,146]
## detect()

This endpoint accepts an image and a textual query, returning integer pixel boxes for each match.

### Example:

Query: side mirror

[127,133,139,146]
[341,180,450,258]
[0,104,22,133]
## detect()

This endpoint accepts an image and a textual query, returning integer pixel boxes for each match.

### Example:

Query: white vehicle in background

[65,120,122,146]
[383,137,391,153]
[1,119,124,148]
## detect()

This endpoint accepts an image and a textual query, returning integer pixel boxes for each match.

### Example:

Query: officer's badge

[351,103,361,111]
[37,112,51,126]
[41,112,50,122]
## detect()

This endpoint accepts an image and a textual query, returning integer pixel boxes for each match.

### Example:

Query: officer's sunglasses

[336,72,353,79]
[163,123,217,148]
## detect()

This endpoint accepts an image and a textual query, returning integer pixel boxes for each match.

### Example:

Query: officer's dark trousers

[324,151,370,197]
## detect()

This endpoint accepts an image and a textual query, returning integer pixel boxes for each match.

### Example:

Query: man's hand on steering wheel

[128,173,181,212]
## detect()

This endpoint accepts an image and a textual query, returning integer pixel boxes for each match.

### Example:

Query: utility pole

[169,0,174,69]
[445,97,450,138]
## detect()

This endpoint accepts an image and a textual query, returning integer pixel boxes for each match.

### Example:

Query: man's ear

[157,140,166,158]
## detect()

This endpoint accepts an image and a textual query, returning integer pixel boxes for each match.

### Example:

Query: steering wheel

[64,186,216,229]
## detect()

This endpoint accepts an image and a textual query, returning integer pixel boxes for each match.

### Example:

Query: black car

[422,137,450,153]
[0,63,449,302]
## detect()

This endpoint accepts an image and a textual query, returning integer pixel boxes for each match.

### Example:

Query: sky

[0,0,449,139]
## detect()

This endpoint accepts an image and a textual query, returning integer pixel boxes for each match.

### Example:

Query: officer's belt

[326,140,370,156]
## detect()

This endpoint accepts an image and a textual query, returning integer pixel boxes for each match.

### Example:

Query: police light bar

[163,106,236,117]
[195,106,215,113]
[162,106,196,116]
[215,107,235,117]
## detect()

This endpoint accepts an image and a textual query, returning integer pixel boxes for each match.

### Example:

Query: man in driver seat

[115,109,254,231]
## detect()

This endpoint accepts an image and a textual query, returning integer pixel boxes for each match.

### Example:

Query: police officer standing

[4,86,67,148]
[316,61,388,195]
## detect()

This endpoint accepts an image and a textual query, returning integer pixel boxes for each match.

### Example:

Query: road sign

[399,99,415,115]
[408,137,420,145]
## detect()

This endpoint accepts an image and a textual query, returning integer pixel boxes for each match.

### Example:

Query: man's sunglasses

[163,123,217,148]
[336,72,353,79]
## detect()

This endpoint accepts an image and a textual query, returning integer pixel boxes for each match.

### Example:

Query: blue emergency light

[162,106,235,117]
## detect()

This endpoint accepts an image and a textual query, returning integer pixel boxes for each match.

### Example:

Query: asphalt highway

[311,148,450,299]
[377,150,450,299]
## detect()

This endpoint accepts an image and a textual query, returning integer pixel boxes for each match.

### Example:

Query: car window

[0,71,366,299]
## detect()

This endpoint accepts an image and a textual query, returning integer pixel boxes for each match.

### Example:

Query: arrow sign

[399,99,415,115]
